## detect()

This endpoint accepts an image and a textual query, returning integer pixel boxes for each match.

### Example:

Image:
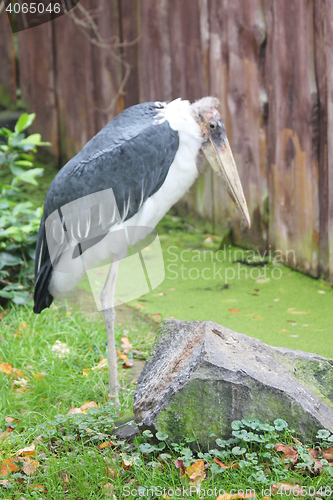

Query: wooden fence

[1,0,333,283]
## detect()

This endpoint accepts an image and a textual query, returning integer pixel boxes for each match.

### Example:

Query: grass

[0,304,332,499]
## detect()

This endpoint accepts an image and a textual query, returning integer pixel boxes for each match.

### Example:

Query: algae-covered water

[123,219,333,359]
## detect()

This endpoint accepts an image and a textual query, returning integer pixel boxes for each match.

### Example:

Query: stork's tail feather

[33,218,54,313]
[33,261,54,313]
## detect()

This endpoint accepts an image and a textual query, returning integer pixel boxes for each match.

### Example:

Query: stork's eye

[209,122,216,130]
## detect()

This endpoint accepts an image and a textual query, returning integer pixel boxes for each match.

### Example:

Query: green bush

[0,113,50,305]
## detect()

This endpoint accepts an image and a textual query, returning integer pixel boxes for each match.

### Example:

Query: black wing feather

[34,102,179,313]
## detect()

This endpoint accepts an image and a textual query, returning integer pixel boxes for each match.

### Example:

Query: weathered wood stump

[134,320,333,447]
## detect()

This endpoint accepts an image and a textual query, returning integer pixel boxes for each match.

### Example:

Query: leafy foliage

[0,113,50,305]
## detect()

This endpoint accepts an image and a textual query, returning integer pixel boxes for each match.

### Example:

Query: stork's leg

[100,256,120,403]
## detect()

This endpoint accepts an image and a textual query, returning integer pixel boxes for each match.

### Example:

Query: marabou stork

[34,97,250,402]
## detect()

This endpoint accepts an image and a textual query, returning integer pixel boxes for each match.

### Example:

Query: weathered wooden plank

[53,0,96,162]
[92,0,123,130]
[18,23,58,155]
[313,0,329,280]
[168,0,212,223]
[169,0,207,101]
[324,0,333,284]
[209,0,231,236]
[138,0,172,102]
[119,0,139,108]
[266,0,320,276]
[210,0,268,250]
[0,10,16,107]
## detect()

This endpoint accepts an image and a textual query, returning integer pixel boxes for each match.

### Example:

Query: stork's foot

[108,379,121,406]
[108,391,120,406]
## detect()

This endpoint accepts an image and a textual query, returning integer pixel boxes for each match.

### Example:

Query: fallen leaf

[151,314,162,320]
[91,358,108,371]
[33,373,43,382]
[116,350,128,361]
[323,446,333,461]
[1,457,20,476]
[67,408,82,415]
[214,458,239,469]
[4,417,15,424]
[98,441,115,450]
[121,336,132,350]
[20,321,27,329]
[12,377,28,387]
[0,479,8,486]
[271,482,301,496]
[103,482,113,490]
[22,457,39,475]
[17,443,35,457]
[0,429,13,441]
[58,471,69,483]
[80,401,98,412]
[228,309,240,313]
[16,386,30,393]
[291,436,303,446]
[256,278,270,284]
[124,359,133,368]
[106,467,116,478]
[214,457,229,469]
[122,457,140,470]
[0,363,12,375]
[216,494,255,500]
[82,369,90,377]
[274,443,298,466]
[174,458,186,477]
[12,368,24,378]
[28,484,47,493]
[186,459,206,485]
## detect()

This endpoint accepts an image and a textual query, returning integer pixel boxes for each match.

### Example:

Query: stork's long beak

[202,136,251,228]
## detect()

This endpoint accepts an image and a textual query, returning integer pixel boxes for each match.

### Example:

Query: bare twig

[64,2,140,114]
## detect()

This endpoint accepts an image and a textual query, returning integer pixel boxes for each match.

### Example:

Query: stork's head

[190,97,251,228]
